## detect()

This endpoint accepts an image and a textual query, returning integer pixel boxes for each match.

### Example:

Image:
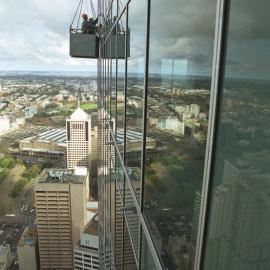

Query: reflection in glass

[141,233,157,270]
[203,1,270,270]
[115,13,126,157]
[112,0,117,19]
[111,59,116,121]
[126,0,147,194]
[143,0,216,269]
[124,183,140,258]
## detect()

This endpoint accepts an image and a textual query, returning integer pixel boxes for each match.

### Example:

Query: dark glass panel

[203,1,270,270]
[144,0,217,268]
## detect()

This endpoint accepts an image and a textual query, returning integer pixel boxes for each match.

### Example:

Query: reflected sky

[203,0,270,269]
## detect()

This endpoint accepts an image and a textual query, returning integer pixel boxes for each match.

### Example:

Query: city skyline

[0,0,269,269]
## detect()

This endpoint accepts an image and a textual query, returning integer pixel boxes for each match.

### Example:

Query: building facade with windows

[74,214,100,270]
[96,0,270,269]
[66,107,91,171]
[35,168,88,269]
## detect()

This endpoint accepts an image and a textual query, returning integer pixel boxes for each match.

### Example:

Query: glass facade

[202,0,270,269]
[97,0,270,269]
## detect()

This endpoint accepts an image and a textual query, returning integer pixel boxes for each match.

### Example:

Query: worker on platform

[82,13,89,33]
[88,17,98,34]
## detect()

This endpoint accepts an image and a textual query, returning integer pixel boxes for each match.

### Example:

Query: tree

[0,157,15,168]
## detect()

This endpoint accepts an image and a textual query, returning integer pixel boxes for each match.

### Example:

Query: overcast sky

[0,0,269,76]
[0,0,98,71]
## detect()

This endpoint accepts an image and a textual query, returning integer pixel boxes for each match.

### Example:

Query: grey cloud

[0,0,269,72]
[129,0,270,74]
[0,0,98,70]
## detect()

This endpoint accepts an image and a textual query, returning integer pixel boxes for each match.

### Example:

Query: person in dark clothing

[88,17,98,33]
[82,13,89,33]
[112,16,121,34]
[90,18,98,25]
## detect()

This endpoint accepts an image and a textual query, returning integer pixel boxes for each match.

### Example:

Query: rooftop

[87,201,98,211]
[38,167,87,184]
[21,128,66,144]
[116,129,154,144]
[0,245,10,256]
[68,107,90,121]
[83,214,99,236]
[17,226,37,247]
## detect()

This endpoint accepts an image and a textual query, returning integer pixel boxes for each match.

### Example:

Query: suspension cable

[90,0,96,19]
[70,0,82,29]
[76,0,84,30]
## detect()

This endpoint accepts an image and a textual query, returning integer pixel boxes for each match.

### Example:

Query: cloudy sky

[0,0,269,77]
[0,0,98,71]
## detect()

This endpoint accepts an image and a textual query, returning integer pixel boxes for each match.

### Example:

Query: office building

[17,226,39,270]
[35,167,88,269]
[74,214,100,270]
[94,0,270,269]
[66,107,91,171]
[97,0,214,268]
[90,124,99,196]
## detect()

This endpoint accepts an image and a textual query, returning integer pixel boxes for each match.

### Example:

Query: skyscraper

[96,0,216,268]
[66,108,91,171]
[93,0,270,269]
[35,167,88,269]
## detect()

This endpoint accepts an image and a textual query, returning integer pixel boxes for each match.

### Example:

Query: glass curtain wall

[202,0,270,270]
[98,0,270,269]
[98,0,217,269]
[143,0,216,269]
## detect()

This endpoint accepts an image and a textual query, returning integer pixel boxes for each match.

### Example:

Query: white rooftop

[69,108,89,121]
[0,245,10,256]
[74,166,88,176]
[87,201,98,209]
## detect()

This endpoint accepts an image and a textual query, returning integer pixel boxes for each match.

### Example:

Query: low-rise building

[17,226,39,270]
[19,128,66,163]
[0,245,11,270]
[74,214,99,270]
[25,106,37,119]
[157,117,185,135]
[116,129,157,164]
[0,116,10,134]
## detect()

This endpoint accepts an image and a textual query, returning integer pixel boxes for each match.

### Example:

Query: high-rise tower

[35,167,88,269]
[66,107,91,171]
[67,0,270,269]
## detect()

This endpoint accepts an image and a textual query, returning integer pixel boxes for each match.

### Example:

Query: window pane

[126,0,147,196]
[203,1,270,270]
[119,0,128,14]
[144,0,217,269]
[141,232,157,270]
[111,59,116,121]
[115,13,126,158]
[112,0,117,19]
[124,183,140,258]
